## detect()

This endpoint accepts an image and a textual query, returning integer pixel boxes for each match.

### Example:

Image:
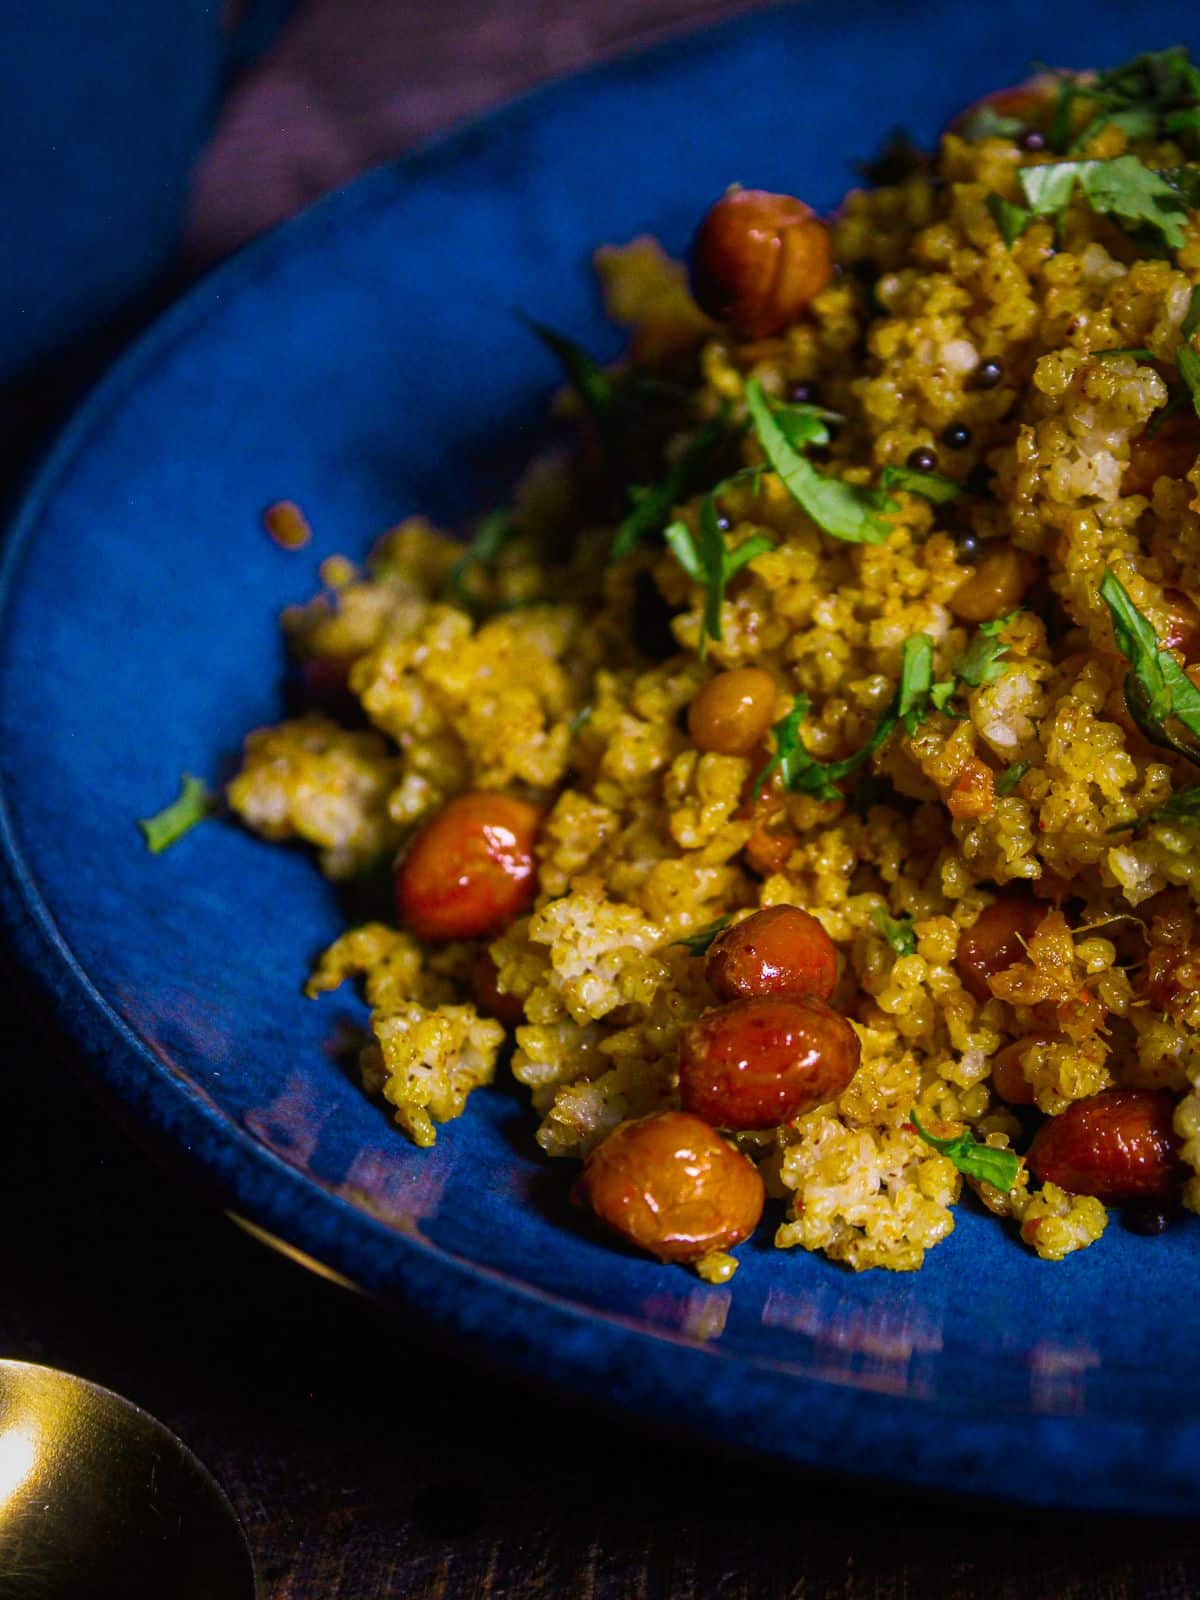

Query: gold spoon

[0,1360,256,1598]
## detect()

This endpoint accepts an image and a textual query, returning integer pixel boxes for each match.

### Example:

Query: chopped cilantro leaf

[1017,157,1190,252]
[752,692,899,803]
[772,401,843,451]
[673,915,732,956]
[1069,105,1159,152]
[1092,347,1157,361]
[897,634,935,733]
[568,705,593,736]
[997,760,1031,795]
[139,774,215,854]
[961,105,1027,142]
[520,315,614,427]
[1177,344,1200,418]
[986,192,1033,248]
[1100,569,1200,765]
[1068,49,1200,156]
[909,1108,1021,1191]
[880,465,960,503]
[447,509,518,608]
[955,611,1016,687]
[744,380,896,545]
[665,497,773,660]
[1184,286,1200,340]
[1143,787,1200,827]
[611,411,733,559]
[873,907,917,956]
[1161,166,1200,208]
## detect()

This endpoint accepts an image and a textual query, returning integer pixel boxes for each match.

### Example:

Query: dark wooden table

[5,974,1196,1597]
[4,2,1199,1593]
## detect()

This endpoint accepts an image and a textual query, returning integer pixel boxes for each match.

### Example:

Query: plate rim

[2,2,1199,1515]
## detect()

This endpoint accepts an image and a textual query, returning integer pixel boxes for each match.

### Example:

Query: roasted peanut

[577,1111,765,1262]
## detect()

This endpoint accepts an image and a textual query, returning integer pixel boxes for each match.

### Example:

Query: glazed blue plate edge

[1,5,1199,1516]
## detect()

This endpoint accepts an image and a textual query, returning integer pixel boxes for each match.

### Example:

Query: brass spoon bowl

[0,1360,256,1599]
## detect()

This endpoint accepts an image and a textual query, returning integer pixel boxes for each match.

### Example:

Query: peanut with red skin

[690,189,834,339]
[679,995,860,1130]
[396,791,542,942]
[577,1111,765,1262]
[1027,1088,1185,1202]
[705,905,837,1004]
[956,894,1047,1003]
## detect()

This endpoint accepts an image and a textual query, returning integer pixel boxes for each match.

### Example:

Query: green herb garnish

[447,509,519,608]
[1100,569,1200,764]
[139,774,215,854]
[611,411,734,559]
[996,760,1031,795]
[744,380,896,545]
[749,622,1010,803]
[955,611,1017,687]
[909,1108,1021,1191]
[771,401,843,451]
[520,315,615,429]
[1017,156,1190,252]
[986,192,1033,248]
[673,915,732,956]
[897,633,935,733]
[1092,346,1158,361]
[665,495,774,659]
[873,907,917,956]
[1144,787,1200,827]
[879,465,960,503]
[1177,344,1200,417]
[962,105,1027,143]
[568,705,593,736]
[1067,48,1200,155]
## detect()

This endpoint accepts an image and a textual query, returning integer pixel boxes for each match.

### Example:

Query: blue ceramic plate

[2,0,1199,1515]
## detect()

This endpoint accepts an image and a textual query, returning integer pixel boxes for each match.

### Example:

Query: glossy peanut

[679,995,860,1130]
[949,76,1060,137]
[1158,587,1200,663]
[688,668,778,756]
[956,894,1046,1002]
[705,905,837,1003]
[396,791,542,942]
[577,1111,765,1262]
[690,189,834,339]
[1027,1088,1185,1202]
[472,949,524,1028]
[1124,412,1200,498]
[950,546,1036,623]
[990,1035,1049,1106]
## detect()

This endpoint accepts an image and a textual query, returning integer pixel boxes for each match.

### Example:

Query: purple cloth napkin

[183,0,764,268]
